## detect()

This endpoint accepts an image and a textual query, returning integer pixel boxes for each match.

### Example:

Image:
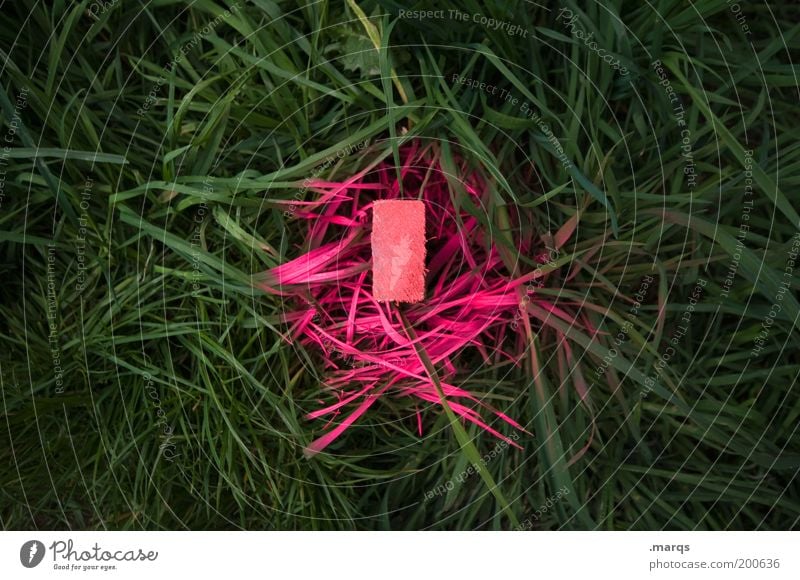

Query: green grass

[1,0,799,530]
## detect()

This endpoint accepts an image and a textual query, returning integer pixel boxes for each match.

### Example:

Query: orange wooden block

[371,200,426,303]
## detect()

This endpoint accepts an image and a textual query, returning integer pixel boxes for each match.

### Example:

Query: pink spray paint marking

[371,200,426,303]
[258,143,594,457]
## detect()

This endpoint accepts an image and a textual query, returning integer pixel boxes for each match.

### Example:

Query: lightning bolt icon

[28,543,38,564]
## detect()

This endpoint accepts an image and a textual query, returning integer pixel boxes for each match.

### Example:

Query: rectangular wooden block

[371,200,426,303]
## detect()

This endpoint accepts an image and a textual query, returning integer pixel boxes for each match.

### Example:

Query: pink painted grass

[259,142,583,457]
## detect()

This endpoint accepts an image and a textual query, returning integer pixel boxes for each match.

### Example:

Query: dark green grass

[1,0,799,529]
